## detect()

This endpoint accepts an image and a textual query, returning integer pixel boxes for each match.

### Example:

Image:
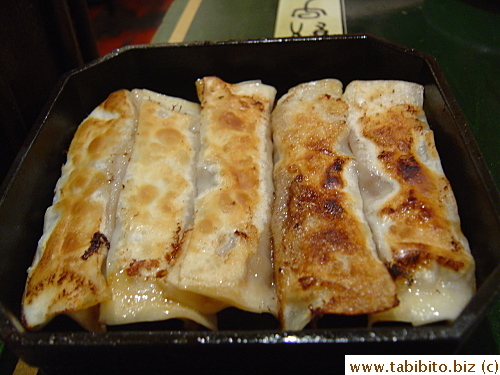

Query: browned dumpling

[272,79,398,330]
[22,90,138,331]
[99,89,222,330]
[343,80,475,326]
[167,77,278,316]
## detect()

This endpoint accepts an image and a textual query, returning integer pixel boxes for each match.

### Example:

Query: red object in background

[96,28,158,55]
[88,0,174,56]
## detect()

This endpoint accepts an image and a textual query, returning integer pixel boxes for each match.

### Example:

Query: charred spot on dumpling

[81,232,110,260]
[166,226,183,264]
[378,150,394,160]
[450,239,464,253]
[24,278,47,301]
[234,230,249,239]
[246,97,265,112]
[298,276,317,290]
[380,206,396,215]
[286,183,321,229]
[294,173,304,182]
[390,245,434,274]
[397,155,421,181]
[322,198,344,218]
[323,158,345,189]
[26,268,95,303]
[394,248,422,266]
[126,258,161,277]
[155,269,168,278]
[402,190,433,221]
[381,189,433,224]
[288,181,320,211]
[386,253,424,281]
[306,139,334,155]
[386,261,407,280]
[436,255,465,272]
[310,228,350,254]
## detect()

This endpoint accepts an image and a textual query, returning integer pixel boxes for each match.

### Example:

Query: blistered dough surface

[100,90,223,328]
[343,80,475,325]
[168,77,277,315]
[22,90,138,330]
[272,79,397,330]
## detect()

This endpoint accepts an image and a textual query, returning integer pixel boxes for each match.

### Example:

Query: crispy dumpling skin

[167,77,278,316]
[272,79,398,330]
[343,80,475,326]
[99,89,222,330]
[22,90,138,331]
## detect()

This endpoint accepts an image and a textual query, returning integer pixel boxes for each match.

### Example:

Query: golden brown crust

[352,91,472,277]
[344,80,475,325]
[272,80,397,329]
[22,90,137,330]
[275,166,398,314]
[99,90,223,328]
[167,77,277,314]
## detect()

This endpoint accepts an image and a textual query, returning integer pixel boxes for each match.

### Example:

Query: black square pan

[1,34,499,374]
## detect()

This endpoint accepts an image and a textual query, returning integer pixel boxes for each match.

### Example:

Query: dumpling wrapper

[272,79,398,330]
[167,77,278,316]
[343,80,475,326]
[22,90,138,331]
[99,89,223,330]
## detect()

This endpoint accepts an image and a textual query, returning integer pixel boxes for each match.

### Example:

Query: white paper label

[274,0,345,38]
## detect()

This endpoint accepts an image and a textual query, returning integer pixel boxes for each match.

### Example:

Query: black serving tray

[1,35,499,374]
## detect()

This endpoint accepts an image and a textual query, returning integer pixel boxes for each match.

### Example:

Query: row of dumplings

[21,77,475,332]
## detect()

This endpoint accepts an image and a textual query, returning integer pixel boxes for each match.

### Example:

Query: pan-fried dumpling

[343,80,475,326]
[22,90,138,331]
[99,89,223,330]
[167,77,278,316]
[272,79,398,330]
